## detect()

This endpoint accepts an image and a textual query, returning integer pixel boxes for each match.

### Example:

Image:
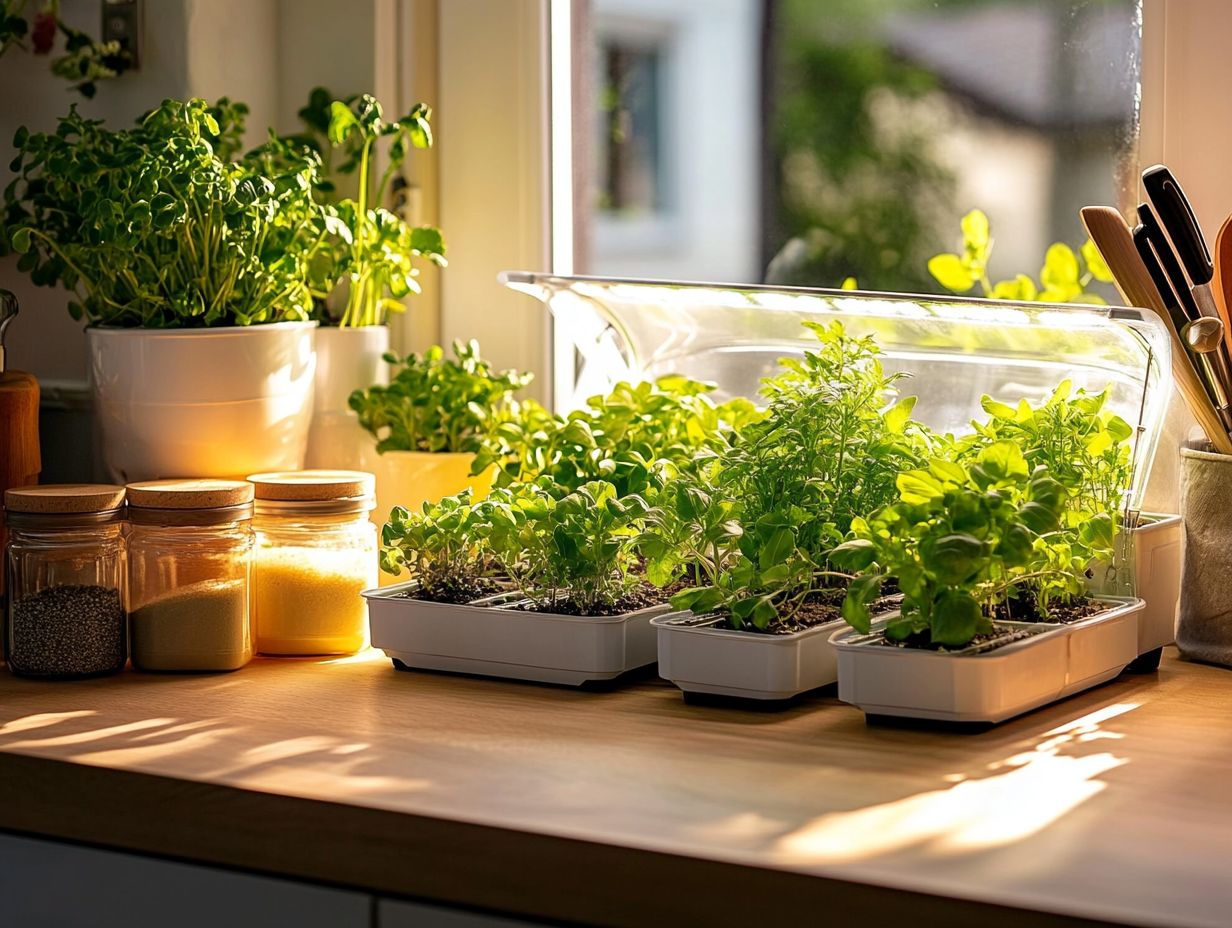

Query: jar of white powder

[126,480,254,672]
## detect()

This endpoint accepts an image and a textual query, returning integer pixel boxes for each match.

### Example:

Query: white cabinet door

[0,832,371,928]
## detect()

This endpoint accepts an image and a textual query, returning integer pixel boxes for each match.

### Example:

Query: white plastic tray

[1133,514,1182,655]
[832,598,1143,724]
[652,612,846,700]
[363,580,669,685]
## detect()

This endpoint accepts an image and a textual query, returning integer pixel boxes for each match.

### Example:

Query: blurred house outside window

[574,0,1141,297]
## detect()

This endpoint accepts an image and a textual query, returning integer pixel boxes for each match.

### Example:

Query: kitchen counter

[0,648,1228,928]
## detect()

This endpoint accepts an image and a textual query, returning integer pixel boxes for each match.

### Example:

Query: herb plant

[252,92,445,327]
[476,377,758,502]
[666,321,924,631]
[379,491,498,602]
[3,99,329,327]
[928,209,1115,304]
[833,442,1074,647]
[477,479,649,615]
[349,340,532,454]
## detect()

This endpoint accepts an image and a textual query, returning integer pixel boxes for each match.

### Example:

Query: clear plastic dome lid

[502,272,1172,511]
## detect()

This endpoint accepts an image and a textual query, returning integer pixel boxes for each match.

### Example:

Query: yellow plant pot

[359,447,496,585]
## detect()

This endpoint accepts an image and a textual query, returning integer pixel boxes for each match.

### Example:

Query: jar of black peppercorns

[4,484,128,678]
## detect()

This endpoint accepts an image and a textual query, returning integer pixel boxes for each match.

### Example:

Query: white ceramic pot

[832,598,1143,725]
[364,579,668,685]
[305,325,390,469]
[87,323,317,482]
[1131,513,1182,657]
[652,612,847,700]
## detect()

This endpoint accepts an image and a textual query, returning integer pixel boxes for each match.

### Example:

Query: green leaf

[961,209,990,259]
[919,533,985,585]
[1040,243,1081,296]
[9,227,31,253]
[928,253,976,293]
[829,538,877,572]
[897,469,945,504]
[931,589,981,647]
[758,526,796,570]
[841,572,883,633]
[1082,238,1115,284]
[884,395,917,434]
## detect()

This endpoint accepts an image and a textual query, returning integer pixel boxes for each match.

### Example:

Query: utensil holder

[1179,447,1232,666]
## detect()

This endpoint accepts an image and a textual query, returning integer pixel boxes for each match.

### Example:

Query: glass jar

[126,480,254,673]
[249,470,377,655]
[4,484,128,679]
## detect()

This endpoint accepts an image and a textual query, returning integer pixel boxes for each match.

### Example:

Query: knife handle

[1134,220,1195,334]
[1137,203,1202,323]
[1143,164,1213,285]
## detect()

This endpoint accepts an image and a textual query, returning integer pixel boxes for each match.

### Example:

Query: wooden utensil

[0,290,42,603]
[1182,317,1232,428]
[1081,207,1232,454]
[1211,213,1232,355]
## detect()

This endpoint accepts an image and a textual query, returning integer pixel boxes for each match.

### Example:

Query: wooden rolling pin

[0,290,41,601]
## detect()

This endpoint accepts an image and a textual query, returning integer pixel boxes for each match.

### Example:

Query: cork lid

[127,479,254,510]
[4,483,126,514]
[248,470,376,502]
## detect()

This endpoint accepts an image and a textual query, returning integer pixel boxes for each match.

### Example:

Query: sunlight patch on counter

[773,703,1140,864]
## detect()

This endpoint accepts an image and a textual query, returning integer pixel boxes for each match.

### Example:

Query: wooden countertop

[0,649,1228,928]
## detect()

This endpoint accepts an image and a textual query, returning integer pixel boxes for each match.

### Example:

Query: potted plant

[647,322,921,701]
[830,401,1144,725]
[928,209,1181,668]
[363,375,752,682]
[366,479,673,685]
[349,339,531,571]
[254,91,447,469]
[3,98,325,481]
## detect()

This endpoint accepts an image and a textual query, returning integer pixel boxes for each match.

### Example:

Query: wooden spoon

[1082,206,1232,453]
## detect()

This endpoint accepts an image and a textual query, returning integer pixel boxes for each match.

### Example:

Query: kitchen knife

[1142,164,1221,320]
[1134,220,1232,433]
[1136,203,1202,324]
[1082,205,1232,453]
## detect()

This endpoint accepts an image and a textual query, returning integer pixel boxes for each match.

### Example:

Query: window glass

[576,0,1141,298]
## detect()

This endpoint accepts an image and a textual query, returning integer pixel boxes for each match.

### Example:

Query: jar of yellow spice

[127,480,254,673]
[249,470,377,655]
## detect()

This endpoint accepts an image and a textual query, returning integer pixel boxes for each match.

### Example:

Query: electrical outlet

[101,0,141,70]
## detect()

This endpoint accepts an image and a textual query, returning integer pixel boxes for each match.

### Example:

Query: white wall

[0,0,288,383]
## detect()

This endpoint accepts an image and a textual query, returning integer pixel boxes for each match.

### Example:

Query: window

[572,0,1142,296]
[595,33,666,217]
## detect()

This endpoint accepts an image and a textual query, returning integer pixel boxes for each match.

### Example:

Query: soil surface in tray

[703,587,898,637]
[876,625,1041,654]
[872,595,1111,653]
[512,583,660,617]
[994,595,1108,625]
[394,577,501,605]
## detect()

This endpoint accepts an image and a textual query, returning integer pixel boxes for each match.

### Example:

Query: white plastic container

[87,323,317,482]
[832,598,1144,724]
[651,612,847,700]
[305,325,390,470]
[1131,514,1182,658]
[364,580,669,685]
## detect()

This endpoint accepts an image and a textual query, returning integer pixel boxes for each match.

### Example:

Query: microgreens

[349,340,532,454]
[3,99,328,327]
